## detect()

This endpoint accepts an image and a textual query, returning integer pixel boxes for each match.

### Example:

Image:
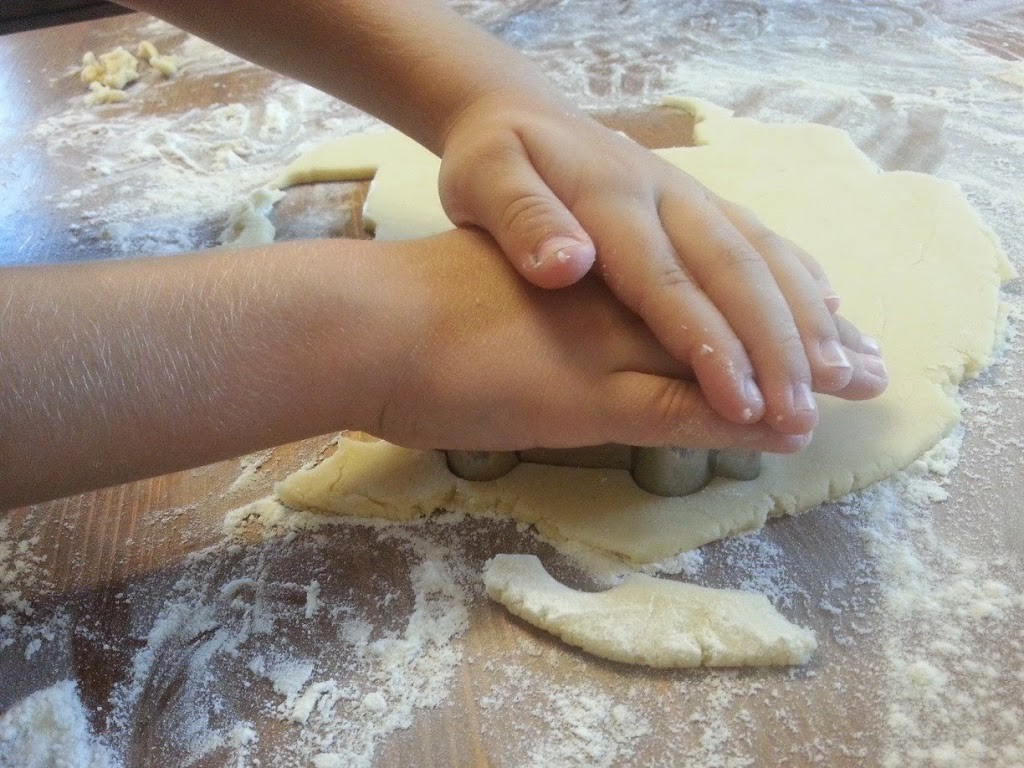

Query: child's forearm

[0,239,407,509]
[121,0,558,153]
[2,229,817,510]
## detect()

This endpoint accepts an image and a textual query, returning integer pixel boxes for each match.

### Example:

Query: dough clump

[483,555,816,667]
[136,40,179,77]
[79,41,177,105]
[80,47,139,90]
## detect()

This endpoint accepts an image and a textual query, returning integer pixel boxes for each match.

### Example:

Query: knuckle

[650,378,701,426]
[799,248,827,279]
[633,260,697,319]
[438,162,475,222]
[453,131,521,169]
[721,199,758,224]
[778,328,810,364]
[439,136,522,208]
[797,293,835,324]
[654,260,695,292]
[746,227,789,256]
[499,193,560,238]
[712,241,763,276]
[594,156,645,192]
[601,376,700,442]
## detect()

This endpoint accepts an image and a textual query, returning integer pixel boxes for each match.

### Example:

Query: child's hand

[437,91,887,437]
[120,1,885,439]
[372,229,855,455]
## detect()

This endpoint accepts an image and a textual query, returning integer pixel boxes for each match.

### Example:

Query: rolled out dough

[275,99,1014,566]
[483,554,816,667]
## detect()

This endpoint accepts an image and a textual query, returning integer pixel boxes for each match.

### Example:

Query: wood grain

[1,8,1022,767]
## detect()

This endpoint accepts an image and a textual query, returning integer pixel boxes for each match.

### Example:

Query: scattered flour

[3,2,1024,766]
[226,448,275,495]
[0,681,116,768]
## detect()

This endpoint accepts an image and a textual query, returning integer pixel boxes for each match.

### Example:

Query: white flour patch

[0,681,116,768]
[86,509,473,767]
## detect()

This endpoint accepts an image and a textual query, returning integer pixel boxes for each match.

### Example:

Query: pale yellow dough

[79,42,176,106]
[136,40,178,78]
[483,555,816,667]
[80,47,139,90]
[276,100,1014,566]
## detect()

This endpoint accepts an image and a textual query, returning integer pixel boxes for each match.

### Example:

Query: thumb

[439,144,596,289]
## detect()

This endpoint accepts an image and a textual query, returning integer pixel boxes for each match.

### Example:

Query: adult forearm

[0,240,401,509]
[121,0,557,152]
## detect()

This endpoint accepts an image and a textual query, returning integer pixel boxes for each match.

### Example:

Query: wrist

[285,239,414,438]
[438,79,577,157]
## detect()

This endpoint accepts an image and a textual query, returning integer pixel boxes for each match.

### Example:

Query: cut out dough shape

[275,99,1014,565]
[482,554,816,667]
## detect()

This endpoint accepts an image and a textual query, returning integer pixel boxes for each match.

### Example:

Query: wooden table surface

[3,5,1024,767]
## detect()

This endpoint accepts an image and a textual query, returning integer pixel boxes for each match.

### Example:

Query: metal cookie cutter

[444,445,762,497]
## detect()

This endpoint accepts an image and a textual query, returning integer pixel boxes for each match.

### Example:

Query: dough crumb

[136,40,179,77]
[84,81,127,106]
[218,187,286,248]
[80,47,139,90]
[79,42,177,105]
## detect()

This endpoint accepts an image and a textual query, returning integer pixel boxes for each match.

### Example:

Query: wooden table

[3,6,1024,766]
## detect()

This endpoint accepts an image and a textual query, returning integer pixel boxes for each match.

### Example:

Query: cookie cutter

[444,445,761,497]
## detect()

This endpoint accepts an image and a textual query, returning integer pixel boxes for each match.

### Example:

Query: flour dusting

[3,2,1024,765]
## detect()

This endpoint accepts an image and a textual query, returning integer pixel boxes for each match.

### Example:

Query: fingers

[588,195,767,427]
[836,314,882,357]
[831,315,888,400]
[435,107,889,448]
[721,201,854,396]
[719,201,890,402]
[594,373,812,454]
[438,140,596,289]
[786,235,841,314]
[656,189,818,436]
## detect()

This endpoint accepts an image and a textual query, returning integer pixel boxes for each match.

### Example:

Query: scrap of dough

[136,40,178,77]
[274,100,1014,565]
[483,555,816,667]
[277,132,445,240]
[84,81,127,106]
[219,187,286,248]
[80,47,139,90]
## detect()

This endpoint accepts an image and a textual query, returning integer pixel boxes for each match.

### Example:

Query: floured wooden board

[4,6,1024,766]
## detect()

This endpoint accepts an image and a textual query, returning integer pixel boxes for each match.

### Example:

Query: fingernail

[792,381,817,413]
[820,338,851,369]
[861,335,882,355]
[776,431,813,454]
[864,355,887,379]
[791,432,814,450]
[743,376,764,414]
[824,292,841,313]
[534,237,593,269]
